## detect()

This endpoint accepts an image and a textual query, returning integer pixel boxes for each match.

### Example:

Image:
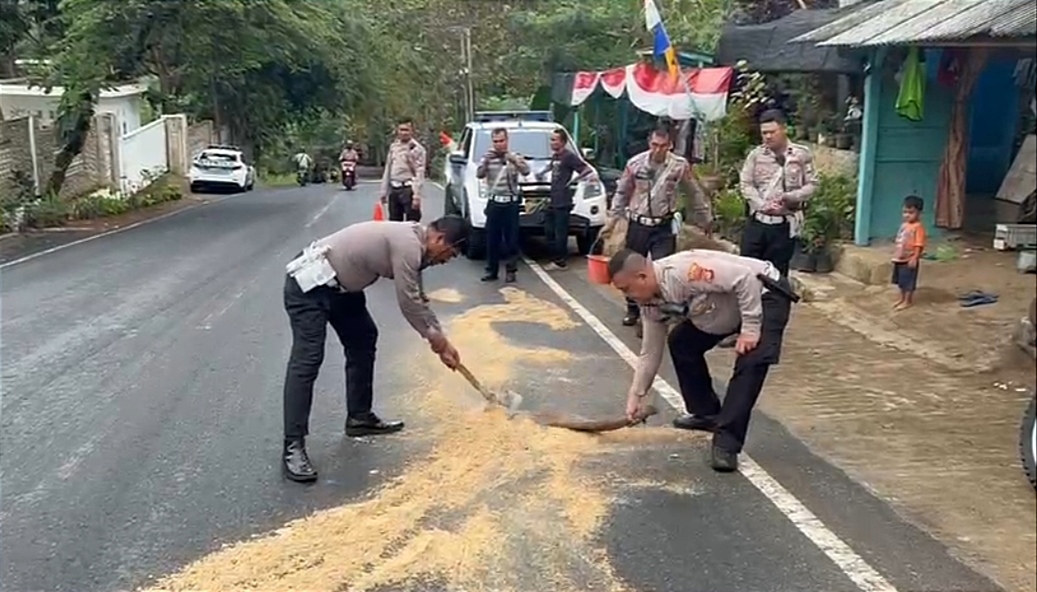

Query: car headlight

[580,179,604,199]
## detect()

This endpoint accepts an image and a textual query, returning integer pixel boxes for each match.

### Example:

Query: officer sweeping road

[607,248,794,472]
[476,128,530,284]
[604,127,713,328]
[280,216,471,483]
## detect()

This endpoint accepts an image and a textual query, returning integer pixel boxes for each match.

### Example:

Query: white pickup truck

[442,111,608,260]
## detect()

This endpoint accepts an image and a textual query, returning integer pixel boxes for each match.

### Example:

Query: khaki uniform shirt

[739,142,818,216]
[317,221,440,339]
[380,139,427,196]
[610,150,712,229]
[475,151,530,197]
[629,250,779,398]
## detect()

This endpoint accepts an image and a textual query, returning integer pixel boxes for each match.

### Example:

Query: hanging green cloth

[896,46,926,122]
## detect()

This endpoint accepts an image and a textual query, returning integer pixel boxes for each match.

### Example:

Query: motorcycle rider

[339,141,360,189]
[339,141,360,165]
[292,149,313,183]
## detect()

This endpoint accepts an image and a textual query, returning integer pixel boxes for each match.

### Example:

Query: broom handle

[455,363,497,404]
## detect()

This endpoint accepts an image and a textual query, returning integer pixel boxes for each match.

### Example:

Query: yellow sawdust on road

[142,287,646,592]
[425,288,464,304]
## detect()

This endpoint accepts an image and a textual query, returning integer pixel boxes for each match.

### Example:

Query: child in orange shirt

[892,195,926,311]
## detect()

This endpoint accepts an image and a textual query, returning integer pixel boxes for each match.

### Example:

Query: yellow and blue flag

[644,0,679,80]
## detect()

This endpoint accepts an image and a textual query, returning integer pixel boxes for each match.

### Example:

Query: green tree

[43,0,383,192]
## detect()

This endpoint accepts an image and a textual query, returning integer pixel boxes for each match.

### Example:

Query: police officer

[607,247,793,472]
[604,127,713,328]
[739,109,818,276]
[476,128,530,284]
[380,117,427,223]
[280,215,471,483]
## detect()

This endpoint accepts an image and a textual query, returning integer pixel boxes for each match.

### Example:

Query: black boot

[282,439,318,483]
[673,414,718,432]
[710,445,739,473]
[345,412,405,437]
[504,269,517,284]
[480,271,499,282]
[622,311,640,326]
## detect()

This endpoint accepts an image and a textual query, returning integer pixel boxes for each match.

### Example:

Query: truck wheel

[444,184,461,216]
[466,228,486,260]
[577,226,602,256]
[463,206,486,260]
[1021,395,1037,491]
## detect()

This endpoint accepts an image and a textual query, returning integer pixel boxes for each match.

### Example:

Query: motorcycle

[341,160,357,191]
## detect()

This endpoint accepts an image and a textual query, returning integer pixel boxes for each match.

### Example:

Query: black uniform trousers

[668,288,792,453]
[740,216,795,277]
[485,200,521,275]
[282,273,377,440]
[388,186,421,222]
[624,219,676,316]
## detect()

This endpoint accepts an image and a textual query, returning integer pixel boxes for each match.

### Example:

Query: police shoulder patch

[687,262,715,283]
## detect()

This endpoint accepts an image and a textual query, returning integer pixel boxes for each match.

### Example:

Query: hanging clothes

[896,47,926,122]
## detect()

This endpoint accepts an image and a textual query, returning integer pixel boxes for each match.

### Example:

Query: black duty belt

[488,194,520,204]
[629,214,673,227]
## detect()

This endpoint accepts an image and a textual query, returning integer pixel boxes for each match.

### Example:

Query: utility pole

[454,26,475,123]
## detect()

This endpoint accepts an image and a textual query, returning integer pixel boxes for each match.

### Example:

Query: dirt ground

[711,243,1037,592]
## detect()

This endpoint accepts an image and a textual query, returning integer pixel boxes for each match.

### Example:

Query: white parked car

[442,111,607,260]
[189,145,256,193]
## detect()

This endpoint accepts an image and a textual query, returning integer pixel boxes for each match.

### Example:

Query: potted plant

[794,173,856,274]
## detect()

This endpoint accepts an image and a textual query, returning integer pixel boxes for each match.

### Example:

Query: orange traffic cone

[372,201,385,221]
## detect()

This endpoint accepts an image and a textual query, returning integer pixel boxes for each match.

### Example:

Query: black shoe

[622,313,640,326]
[480,273,499,282]
[504,270,516,283]
[282,439,318,483]
[552,259,568,270]
[710,446,739,473]
[345,412,405,437]
[673,414,718,432]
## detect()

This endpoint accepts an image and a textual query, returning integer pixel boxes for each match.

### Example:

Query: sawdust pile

[425,288,464,304]
[142,287,649,592]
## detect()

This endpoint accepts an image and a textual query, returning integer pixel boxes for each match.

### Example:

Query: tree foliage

[5,0,737,191]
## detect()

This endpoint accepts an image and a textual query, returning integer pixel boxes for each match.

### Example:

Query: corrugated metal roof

[790,0,1037,47]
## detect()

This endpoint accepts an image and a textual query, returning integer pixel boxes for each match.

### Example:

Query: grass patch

[260,172,298,187]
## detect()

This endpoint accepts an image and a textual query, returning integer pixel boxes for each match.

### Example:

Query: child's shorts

[891,261,919,292]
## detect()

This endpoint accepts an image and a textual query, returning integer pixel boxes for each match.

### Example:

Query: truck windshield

[473,129,566,160]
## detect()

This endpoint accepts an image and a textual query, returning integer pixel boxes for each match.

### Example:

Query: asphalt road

[0,182,1005,592]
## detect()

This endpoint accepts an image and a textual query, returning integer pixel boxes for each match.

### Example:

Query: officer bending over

[608,248,793,472]
[281,216,470,483]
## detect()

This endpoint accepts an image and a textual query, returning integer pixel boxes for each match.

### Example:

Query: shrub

[801,173,856,252]
[712,187,747,242]
[23,194,71,228]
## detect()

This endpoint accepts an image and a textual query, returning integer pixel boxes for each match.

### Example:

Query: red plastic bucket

[586,254,610,285]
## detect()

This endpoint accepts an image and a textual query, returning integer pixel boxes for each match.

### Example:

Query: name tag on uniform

[287,243,337,293]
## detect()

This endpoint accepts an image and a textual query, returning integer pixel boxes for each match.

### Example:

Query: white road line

[522,256,899,592]
[0,193,244,270]
[305,193,339,228]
